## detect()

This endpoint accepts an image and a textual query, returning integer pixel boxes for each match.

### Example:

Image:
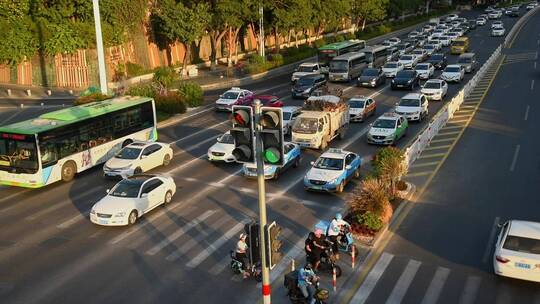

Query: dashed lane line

[524,105,530,121]
[509,144,521,172]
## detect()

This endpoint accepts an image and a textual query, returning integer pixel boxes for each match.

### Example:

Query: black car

[291,74,327,99]
[427,53,448,70]
[358,68,386,88]
[391,70,419,90]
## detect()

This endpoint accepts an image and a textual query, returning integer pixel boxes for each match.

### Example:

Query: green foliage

[154,92,186,114]
[355,211,384,232]
[125,62,146,77]
[313,38,327,48]
[126,84,157,98]
[177,82,203,107]
[378,24,392,34]
[74,93,111,105]
[372,146,405,178]
[345,32,356,40]
[268,53,284,66]
[334,35,345,42]
[152,66,178,89]
[0,18,38,65]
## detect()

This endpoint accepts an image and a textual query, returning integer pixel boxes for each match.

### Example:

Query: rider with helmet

[298,263,318,304]
[236,233,249,278]
[327,213,351,257]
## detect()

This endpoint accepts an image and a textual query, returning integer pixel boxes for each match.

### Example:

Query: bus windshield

[0,134,38,173]
[330,60,348,73]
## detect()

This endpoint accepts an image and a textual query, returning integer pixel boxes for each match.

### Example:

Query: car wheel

[164,190,173,205]
[163,154,171,166]
[61,161,77,182]
[134,167,143,175]
[353,168,360,179]
[336,181,345,193]
[128,210,138,225]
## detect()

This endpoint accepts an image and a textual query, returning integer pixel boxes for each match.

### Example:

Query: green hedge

[177,81,204,107]
[126,84,157,99]
[74,93,111,105]
[154,92,186,114]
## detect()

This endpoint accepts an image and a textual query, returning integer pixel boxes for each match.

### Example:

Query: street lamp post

[259,4,265,59]
[92,0,108,94]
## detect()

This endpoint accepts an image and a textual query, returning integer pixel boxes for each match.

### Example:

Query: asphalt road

[0,8,521,304]
[347,7,540,304]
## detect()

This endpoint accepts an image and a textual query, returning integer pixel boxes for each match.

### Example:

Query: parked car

[348,96,377,122]
[427,53,448,70]
[367,112,409,145]
[415,63,435,80]
[382,61,404,78]
[391,70,420,90]
[421,79,448,101]
[303,148,361,193]
[395,93,429,122]
[291,74,327,98]
[291,62,321,83]
[243,142,301,179]
[493,220,540,283]
[282,106,302,135]
[441,64,465,82]
[90,175,177,226]
[207,132,236,163]
[103,142,173,179]
[215,87,254,111]
[358,67,386,88]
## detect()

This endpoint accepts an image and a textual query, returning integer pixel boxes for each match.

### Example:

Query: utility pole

[92,0,108,94]
[254,100,271,304]
[259,4,265,59]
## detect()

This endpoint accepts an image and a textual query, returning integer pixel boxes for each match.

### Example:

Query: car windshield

[329,60,348,73]
[292,117,318,134]
[424,81,441,89]
[298,66,315,73]
[283,112,292,120]
[0,135,38,172]
[116,147,142,160]
[416,64,429,70]
[399,98,420,107]
[413,50,423,55]
[362,69,378,76]
[313,157,344,170]
[297,77,315,86]
[110,180,143,198]
[384,63,398,68]
[373,119,396,129]
[400,55,414,61]
[222,91,239,99]
[218,134,234,144]
[396,71,415,78]
[349,99,366,108]
[503,235,540,254]
[445,67,460,73]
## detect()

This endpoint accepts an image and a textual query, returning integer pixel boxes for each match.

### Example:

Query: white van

[329,52,367,82]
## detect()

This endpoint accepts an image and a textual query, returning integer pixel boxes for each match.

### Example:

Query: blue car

[243,143,301,179]
[303,148,362,193]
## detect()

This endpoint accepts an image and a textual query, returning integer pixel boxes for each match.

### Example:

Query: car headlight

[90,209,96,215]
[115,211,126,217]
[328,177,339,185]
[370,79,376,84]
[311,137,318,143]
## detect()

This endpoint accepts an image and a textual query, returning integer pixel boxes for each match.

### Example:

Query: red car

[253,95,284,107]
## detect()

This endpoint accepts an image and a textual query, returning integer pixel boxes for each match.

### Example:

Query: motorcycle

[317,244,342,278]
[336,226,357,255]
[284,270,329,304]
[229,250,262,282]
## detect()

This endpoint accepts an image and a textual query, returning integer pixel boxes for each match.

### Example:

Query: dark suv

[391,70,419,90]
[427,53,448,70]
[291,74,327,99]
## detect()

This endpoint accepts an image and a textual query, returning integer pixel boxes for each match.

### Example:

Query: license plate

[312,185,322,190]
[397,85,403,87]
[362,82,369,85]
[515,262,531,269]
[99,219,108,225]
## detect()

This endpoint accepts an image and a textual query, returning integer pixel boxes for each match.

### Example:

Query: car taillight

[495,255,510,263]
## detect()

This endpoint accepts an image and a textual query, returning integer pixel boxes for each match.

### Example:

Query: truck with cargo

[291,95,349,150]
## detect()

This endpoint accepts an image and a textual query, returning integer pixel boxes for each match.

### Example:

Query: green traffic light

[264,148,280,164]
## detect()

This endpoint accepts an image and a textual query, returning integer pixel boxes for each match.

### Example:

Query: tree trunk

[233,27,240,64]
[274,26,280,53]
[182,44,191,76]
[361,18,366,31]
[227,27,233,67]
[294,30,298,47]
[210,29,227,70]
[287,30,292,48]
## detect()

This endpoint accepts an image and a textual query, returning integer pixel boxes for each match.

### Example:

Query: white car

[441,65,465,82]
[491,21,503,29]
[446,14,459,21]
[303,148,362,193]
[388,37,401,45]
[398,54,419,68]
[214,87,254,111]
[366,112,408,145]
[415,63,435,80]
[103,142,173,178]
[488,11,502,19]
[90,175,177,226]
[439,36,451,47]
[527,3,537,10]
[493,220,540,283]
[476,17,487,25]
[382,61,404,78]
[421,79,448,101]
[395,93,429,121]
[207,132,236,162]
[422,44,438,55]
[291,63,321,83]
[282,106,302,135]
[348,96,377,122]
[411,49,428,62]
[492,25,506,36]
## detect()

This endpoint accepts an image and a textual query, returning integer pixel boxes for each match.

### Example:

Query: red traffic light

[232,109,250,127]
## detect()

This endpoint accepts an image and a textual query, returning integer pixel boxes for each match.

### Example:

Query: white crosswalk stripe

[459,275,481,304]
[421,267,450,304]
[350,252,394,304]
[385,259,421,304]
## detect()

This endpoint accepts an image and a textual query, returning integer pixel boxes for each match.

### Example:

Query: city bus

[317,39,366,73]
[0,96,157,188]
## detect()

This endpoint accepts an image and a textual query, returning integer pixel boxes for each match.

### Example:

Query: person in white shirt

[236,233,249,278]
[327,213,350,257]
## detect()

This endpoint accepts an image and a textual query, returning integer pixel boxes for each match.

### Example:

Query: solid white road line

[158,106,214,128]
[145,209,217,256]
[350,252,394,304]
[208,253,232,275]
[532,79,535,91]
[170,120,229,145]
[420,267,451,304]
[458,276,482,304]
[385,259,421,304]
[56,209,91,229]
[482,217,500,263]
[524,105,530,121]
[0,189,32,211]
[509,144,520,172]
[165,214,230,261]
[186,221,246,268]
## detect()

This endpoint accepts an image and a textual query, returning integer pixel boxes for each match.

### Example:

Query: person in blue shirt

[298,263,318,304]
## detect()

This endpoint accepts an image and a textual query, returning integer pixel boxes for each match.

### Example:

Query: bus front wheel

[61,161,77,182]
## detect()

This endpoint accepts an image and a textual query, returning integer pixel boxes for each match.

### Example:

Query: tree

[352,0,389,31]
[218,0,245,66]
[152,0,210,74]
[372,146,408,197]
[348,177,393,224]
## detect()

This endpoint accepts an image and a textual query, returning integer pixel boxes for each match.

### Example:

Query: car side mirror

[141,193,148,198]
[219,94,223,98]
[141,155,147,159]
[346,165,352,170]
[310,161,315,166]
[106,189,110,194]
[216,136,221,140]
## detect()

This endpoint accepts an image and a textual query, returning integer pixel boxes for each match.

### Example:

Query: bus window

[0,134,38,173]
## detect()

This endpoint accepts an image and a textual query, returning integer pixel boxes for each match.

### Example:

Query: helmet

[304,262,313,270]
[239,233,247,240]
[315,229,323,237]
[335,213,343,220]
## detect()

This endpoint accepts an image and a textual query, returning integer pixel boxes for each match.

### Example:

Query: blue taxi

[243,143,301,179]
[303,148,361,193]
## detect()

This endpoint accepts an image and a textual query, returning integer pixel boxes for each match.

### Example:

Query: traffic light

[265,221,283,270]
[244,221,260,265]
[259,107,285,166]
[231,106,255,163]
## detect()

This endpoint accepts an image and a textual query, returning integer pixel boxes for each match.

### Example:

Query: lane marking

[531,79,535,91]
[350,252,394,304]
[172,133,223,157]
[424,145,452,151]
[56,209,91,229]
[158,106,214,129]
[2,110,21,125]
[420,267,451,304]
[25,187,97,221]
[185,221,246,268]
[524,105,530,121]
[145,209,217,256]
[482,216,500,263]
[170,120,229,145]
[0,189,32,211]
[458,276,481,304]
[418,153,446,159]
[509,144,520,172]
[385,259,421,304]
[410,161,439,168]
[407,171,432,178]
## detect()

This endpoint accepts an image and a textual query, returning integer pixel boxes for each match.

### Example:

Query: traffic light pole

[254,100,271,304]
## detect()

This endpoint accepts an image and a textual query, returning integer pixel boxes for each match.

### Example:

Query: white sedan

[415,63,435,80]
[207,132,236,163]
[492,25,506,36]
[491,21,503,29]
[382,61,404,78]
[103,142,173,178]
[494,220,540,283]
[90,175,177,226]
[477,17,487,26]
[441,65,464,83]
[398,54,419,69]
[421,79,448,101]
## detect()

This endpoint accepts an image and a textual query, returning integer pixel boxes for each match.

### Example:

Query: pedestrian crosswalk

[351,252,540,304]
